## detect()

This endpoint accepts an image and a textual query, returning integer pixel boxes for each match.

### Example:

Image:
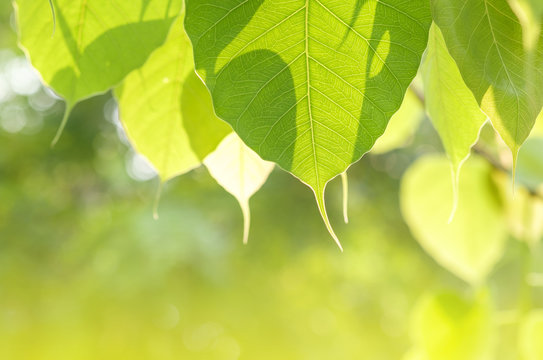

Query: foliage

[5,0,543,358]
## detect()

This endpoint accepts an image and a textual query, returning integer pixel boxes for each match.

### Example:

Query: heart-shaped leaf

[185,0,431,247]
[431,0,543,167]
[421,23,487,217]
[16,0,182,140]
[401,155,507,284]
[116,16,230,182]
[204,133,275,244]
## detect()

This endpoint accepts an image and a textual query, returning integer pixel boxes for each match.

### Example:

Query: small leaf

[16,0,182,131]
[400,155,507,284]
[421,23,487,218]
[432,0,543,166]
[520,310,543,360]
[371,88,424,154]
[185,0,432,247]
[204,133,275,244]
[115,16,230,182]
[410,291,493,360]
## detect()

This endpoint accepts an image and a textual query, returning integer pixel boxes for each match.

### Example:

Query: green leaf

[15,0,181,105]
[115,16,230,182]
[520,310,543,360]
[371,88,424,154]
[431,0,543,165]
[185,0,431,247]
[421,23,487,217]
[204,133,275,244]
[410,291,493,360]
[400,155,507,284]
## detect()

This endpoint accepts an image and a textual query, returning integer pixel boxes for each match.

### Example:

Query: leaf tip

[51,105,71,147]
[241,201,251,245]
[314,187,343,251]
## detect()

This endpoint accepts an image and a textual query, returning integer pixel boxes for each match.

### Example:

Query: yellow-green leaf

[204,133,274,244]
[116,16,230,182]
[400,155,507,284]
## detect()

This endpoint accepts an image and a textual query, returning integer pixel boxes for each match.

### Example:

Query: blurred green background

[2,3,543,360]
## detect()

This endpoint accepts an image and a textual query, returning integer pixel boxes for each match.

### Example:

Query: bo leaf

[116,16,230,182]
[401,155,507,285]
[204,133,275,244]
[421,23,487,217]
[185,0,431,247]
[431,0,543,167]
[16,0,181,117]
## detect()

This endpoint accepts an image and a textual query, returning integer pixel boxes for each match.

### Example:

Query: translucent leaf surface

[185,0,432,247]
[15,0,181,104]
[432,0,543,162]
[421,24,487,214]
[410,291,493,360]
[400,155,507,284]
[204,133,275,244]
[116,17,230,181]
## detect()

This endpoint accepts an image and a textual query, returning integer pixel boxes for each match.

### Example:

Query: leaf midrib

[482,0,520,146]
[304,0,321,190]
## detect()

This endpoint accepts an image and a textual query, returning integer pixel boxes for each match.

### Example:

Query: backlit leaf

[400,155,507,284]
[185,0,431,247]
[421,23,487,217]
[15,0,182,139]
[204,133,275,244]
[116,16,230,182]
[431,0,543,166]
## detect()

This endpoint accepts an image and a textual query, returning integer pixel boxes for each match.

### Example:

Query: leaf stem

[410,83,543,201]
[51,104,71,147]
